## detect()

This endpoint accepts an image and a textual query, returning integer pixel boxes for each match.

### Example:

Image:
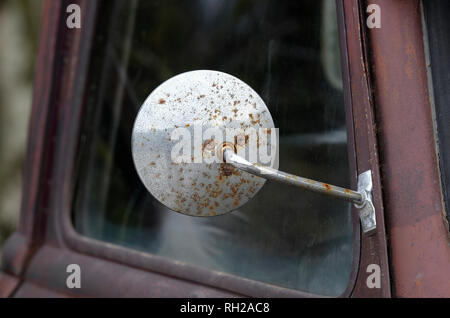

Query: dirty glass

[73,0,354,296]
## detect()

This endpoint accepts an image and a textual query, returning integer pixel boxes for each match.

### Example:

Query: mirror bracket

[224,149,377,235]
[355,170,377,236]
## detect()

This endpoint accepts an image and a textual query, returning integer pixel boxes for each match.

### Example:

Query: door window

[72,0,354,296]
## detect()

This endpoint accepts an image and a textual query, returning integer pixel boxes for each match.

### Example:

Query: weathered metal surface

[16,245,241,298]
[0,0,97,297]
[12,282,71,298]
[341,0,391,297]
[0,272,19,298]
[366,0,450,297]
[0,0,69,296]
[132,70,275,216]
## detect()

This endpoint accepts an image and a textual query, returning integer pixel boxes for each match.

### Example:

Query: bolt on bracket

[355,170,377,235]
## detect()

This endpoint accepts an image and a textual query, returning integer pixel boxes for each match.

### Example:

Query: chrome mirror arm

[223,149,377,235]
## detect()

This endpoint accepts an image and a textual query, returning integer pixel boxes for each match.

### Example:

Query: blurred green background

[0,0,43,259]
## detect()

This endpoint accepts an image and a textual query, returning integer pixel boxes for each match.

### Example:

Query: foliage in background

[0,0,42,258]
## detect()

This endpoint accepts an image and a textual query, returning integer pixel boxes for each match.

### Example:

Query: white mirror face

[132,70,277,216]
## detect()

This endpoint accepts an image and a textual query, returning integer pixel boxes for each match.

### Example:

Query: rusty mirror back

[132,70,376,234]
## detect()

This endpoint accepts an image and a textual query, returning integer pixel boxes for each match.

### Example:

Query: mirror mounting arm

[223,149,377,235]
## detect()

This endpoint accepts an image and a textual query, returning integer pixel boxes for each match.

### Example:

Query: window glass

[73,0,354,296]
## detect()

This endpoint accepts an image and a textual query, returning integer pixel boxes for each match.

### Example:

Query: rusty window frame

[0,0,391,298]
[366,0,450,297]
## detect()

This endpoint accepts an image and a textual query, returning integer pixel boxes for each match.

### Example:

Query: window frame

[365,0,450,297]
[0,0,391,297]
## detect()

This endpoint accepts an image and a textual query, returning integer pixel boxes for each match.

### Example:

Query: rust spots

[323,183,331,191]
[202,172,210,178]
[345,189,351,194]
[210,187,222,198]
[219,163,234,177]
[249,113,261,125]
[218,163,242,181]
[158,98,166,105]
[192,193,211,213]
[191,193,200,201]
[185,124,190,127]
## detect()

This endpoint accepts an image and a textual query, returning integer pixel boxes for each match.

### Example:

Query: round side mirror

[132,70,277,216]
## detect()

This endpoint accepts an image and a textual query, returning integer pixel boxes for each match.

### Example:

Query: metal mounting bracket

[223,149,378,235]
[355,170,377,235]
